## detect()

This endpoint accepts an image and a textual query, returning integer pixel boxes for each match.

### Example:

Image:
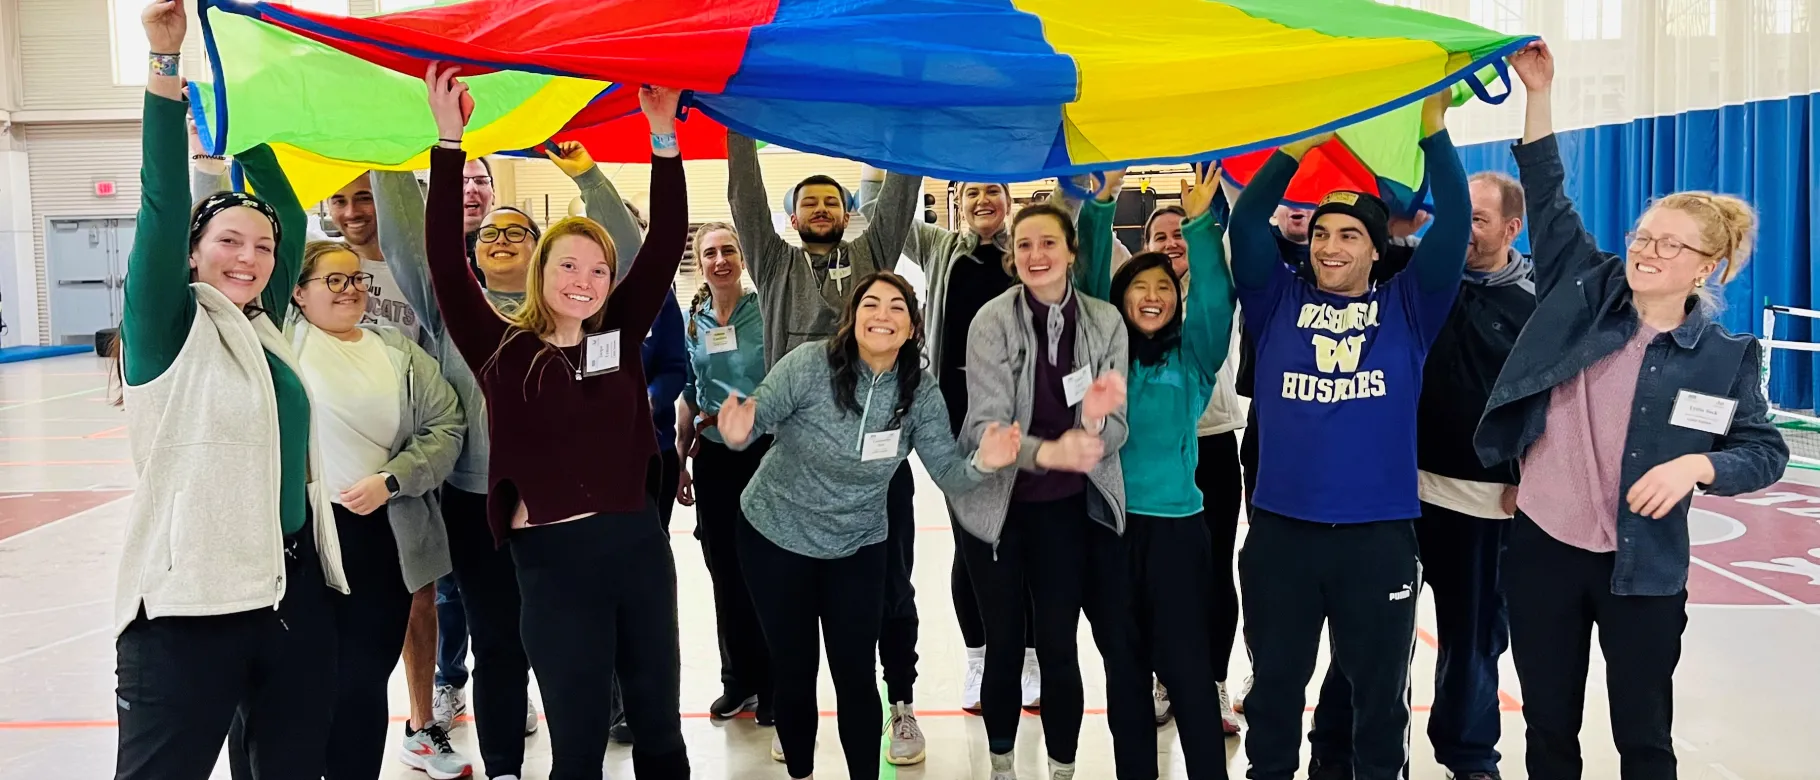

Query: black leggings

[881,462,919,704]
[950,518,1035,651]
[115,520,338,780]
[442,485,531,778]
[960,493,1157,778]
[324,504,415,780]
[741,518,887,780]
[693,436,774,704]
[1195,431,1243,683]
[647,447,682,529]
[1130,512,1228,780]
[511,506,688,780]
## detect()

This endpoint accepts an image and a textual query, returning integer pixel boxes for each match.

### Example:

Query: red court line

[85,426,127,439]
[1415,626,1522,711]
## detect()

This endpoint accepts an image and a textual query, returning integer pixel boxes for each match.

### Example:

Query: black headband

[191,192,282,247]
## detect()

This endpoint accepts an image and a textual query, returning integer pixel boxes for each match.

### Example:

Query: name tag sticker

[583,330,621,376]
[705,325,738,355]
[828,264,853,282]
[861,429,902,462]
[1063,366,1093,407]
[1670,389,1737,435]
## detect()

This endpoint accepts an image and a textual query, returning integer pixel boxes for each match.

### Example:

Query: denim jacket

[1474,135,1789,596]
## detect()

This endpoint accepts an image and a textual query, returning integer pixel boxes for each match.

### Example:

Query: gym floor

[1,355,1815,779]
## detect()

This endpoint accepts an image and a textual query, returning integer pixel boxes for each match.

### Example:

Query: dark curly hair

[826,272,924,428]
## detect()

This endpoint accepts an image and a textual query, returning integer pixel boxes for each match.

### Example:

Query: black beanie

[1310,190,1390,257]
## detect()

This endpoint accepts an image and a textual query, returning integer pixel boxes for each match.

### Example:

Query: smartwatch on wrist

[382,473,401,498]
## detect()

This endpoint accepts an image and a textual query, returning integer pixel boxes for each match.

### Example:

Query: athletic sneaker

[1233,672,1254,714]
[755,701,776,727]
[397,723,473,780]
[1153,679,1174,726]
[609,720,634,744]
[525,699,539,735]
[962,647,985,713]
[1217,681,1241,736]
[885,702,927,765]
[432,683,466,727]
[1050,757,1076,780]
[709,692,759,720]
[989,750,1016,780]
[770,732,787,763]
[1020,648,1042,712]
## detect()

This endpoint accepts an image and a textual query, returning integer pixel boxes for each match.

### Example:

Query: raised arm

[1179,166,1237,384]
[726,132,791,280]
[380,341,467,498]
[424,66,510,371]
[1410,98,1470,298]
[1230,134,1325,291]
[545,142,645,276]
[859,171,922,273]
[602,87,688,340]
[1508,41,1601,300]
[236,145,307,322]
[858,173,947,269]
[372,169,444,338]
[1073,170,1124,303]
[121,90,201,385]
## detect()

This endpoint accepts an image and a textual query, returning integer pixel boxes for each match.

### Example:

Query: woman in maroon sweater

[421,65,691,779]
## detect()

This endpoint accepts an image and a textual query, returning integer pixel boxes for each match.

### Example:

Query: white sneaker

[886,702,927,765]
[1020,648,1042,711]
[1233,672,1254,714]
[525,698,540,735]
[990,750,1017,780]
[397,723,473,780]
[963,647,985,713]
[1153,679,1174,726]
[1050,758,1076,780]
[1217,681,1241,736]
[432,684,466,728]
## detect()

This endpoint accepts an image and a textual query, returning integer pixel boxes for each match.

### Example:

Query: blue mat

[0,345,92,364]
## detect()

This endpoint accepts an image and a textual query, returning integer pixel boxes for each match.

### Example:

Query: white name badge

[1063,366,1094,407]
[705,326,738,354]
[828,264,853,282]
[1670,389,1738,435]
[861,429,902,462]
[583,330,621,377]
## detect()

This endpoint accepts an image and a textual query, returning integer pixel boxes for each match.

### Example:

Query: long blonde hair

[686,221,741,340]
[1647,192,1757,309]
[483,217,619,383]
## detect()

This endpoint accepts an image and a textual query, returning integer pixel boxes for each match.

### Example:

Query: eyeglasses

[477,225,535,243]
[463,176,494,188]
[1626,232,1713,261]
[305,272,374,293]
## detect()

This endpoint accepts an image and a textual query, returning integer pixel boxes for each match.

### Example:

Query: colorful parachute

[194,0,1532,207]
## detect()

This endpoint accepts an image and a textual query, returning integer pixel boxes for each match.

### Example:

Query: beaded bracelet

[651,131,679,154]
[150,52,180,78]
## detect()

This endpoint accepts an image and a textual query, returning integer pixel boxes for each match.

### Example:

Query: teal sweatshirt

[1077,197,1236,518]
[682,291,768,445]
[737,341,987,559]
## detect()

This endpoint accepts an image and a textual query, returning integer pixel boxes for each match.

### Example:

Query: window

[1665,0,1719,36]
[1565,0,1623,40]
[1470,0,1526,34]
[112,0,351,86]
[1758,0,1808,33]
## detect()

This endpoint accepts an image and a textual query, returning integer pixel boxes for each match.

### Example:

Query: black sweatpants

[740,518,887,780]
[511,505,688,780]
[960,493,1157,778]
[1309,502,1510,775]
[114,520,338,780]
[324,505,415,780]
[1129,512,1229,780]
[1195,431,1243,683]
[609,448,688,730]
[694,436,774,705]
[1239,509,1419,780]
[1505,513,1685,780]
[882,461,919,704]
[443,484,531,778]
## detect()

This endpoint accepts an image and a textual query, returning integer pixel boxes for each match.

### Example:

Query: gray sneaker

[431,684,466,727]
[525,698,539,735]
[397,723,473,780]
[885,702,927,765]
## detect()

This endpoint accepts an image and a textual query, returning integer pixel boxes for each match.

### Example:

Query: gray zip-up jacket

[736,341,989,559]
[373,165,640,494]
[726,132,921,368]
[949,287,1131,545]
[285,321,465,592]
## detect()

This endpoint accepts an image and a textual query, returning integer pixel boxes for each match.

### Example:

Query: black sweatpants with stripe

[1239,509,1420,780]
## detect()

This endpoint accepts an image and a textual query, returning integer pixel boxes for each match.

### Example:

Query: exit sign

[94,180,117,197]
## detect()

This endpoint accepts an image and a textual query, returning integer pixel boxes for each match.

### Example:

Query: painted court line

[0,494,131,547]
[0,625,110,667]
[0,386,102,413]
[1690,555,1820,617]
[0,598,110,621]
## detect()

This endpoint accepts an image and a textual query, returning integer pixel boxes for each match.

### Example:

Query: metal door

[45,218,134,345]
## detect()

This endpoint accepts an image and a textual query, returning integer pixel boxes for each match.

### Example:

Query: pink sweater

[1517,324,1658,552]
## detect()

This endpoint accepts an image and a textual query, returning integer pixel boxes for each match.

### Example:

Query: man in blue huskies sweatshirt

[1228,91,1469,780]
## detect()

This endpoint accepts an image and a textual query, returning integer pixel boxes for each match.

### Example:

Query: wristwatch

[382,473,401,498]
